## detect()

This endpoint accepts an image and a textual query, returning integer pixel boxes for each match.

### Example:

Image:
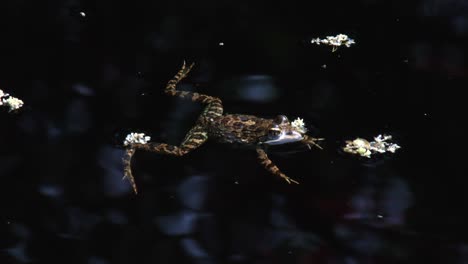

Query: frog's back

[207,114,272,145]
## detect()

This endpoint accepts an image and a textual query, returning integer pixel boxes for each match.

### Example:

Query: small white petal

[124,132,151,146]
[3,97,24,111]
[312,34,355,50]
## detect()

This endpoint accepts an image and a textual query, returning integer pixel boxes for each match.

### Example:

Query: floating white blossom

[291,117,307,133]
[311,34,355,51]
[374,134,392,142]
[386,144,401,153]
[123,132,151,146]
[0,89,24,112]
[343,134,400,158]
[343,138,372,158]
[2,97,24,111]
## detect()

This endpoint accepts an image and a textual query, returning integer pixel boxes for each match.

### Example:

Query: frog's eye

[275,115,289,124]
[268,128,281,137]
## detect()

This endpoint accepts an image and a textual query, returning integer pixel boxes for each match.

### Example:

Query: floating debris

[343,134,400,158]
[0,89,24,112]
[123,132,151,146]
[311,34,355,52]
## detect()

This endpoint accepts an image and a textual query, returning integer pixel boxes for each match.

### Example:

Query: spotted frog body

[123,62,322,193]
[206,114,307,146]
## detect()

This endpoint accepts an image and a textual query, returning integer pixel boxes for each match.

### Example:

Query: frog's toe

[289,178,300,184]
[282,175,299,184]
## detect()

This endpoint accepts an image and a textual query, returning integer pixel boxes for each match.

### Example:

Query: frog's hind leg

[165,61,224,120]
[256,148,299,184]
[123,125,208,194]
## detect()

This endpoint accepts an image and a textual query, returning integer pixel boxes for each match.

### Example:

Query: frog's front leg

[302,135,324,150]
[255,147,299,184]
[123,125,208,194]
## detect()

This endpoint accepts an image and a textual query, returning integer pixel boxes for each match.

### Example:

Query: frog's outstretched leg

[256,148,299,184]
[123,125,208,194]
[123,62,222,194]
[165,61,224,120]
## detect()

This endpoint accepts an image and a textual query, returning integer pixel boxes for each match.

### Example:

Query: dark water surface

[0,0,466,263]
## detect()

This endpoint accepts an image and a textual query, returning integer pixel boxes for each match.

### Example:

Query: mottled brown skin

[207,115,273,145]
[123,62,322,194]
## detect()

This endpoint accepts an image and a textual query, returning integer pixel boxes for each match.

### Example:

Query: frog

[123,62,323,194]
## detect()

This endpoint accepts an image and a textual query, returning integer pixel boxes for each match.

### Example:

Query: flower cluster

[123,132,151,146]
[291,117,307,133]
[343,134,400,158]
[311,34,355,51]
[369,134,401,154]
[0,89,24,112]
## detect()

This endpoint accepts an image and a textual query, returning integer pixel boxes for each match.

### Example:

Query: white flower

[337,34,348,41]
[343,138,372,158]
[370,143,386,153]
[311,38,321,44]
[352,138,369,148]
[1,89,24,112]
[345,39,355,47]
[387,144,401,153]
[343,134,401,158]
[2,97,24,112]
[374,134,392,142]
[291,117,307,133]
[124,132,151,146]
[357,147,372,158]
[0,89,8,106]
[311,34,355,51]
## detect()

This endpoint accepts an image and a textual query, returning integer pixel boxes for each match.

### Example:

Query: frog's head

[262,115,307,145]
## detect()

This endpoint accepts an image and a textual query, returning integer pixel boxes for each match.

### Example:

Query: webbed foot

[256,147,300,184]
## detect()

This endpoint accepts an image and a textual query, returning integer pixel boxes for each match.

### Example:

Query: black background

[1,0,466,263]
